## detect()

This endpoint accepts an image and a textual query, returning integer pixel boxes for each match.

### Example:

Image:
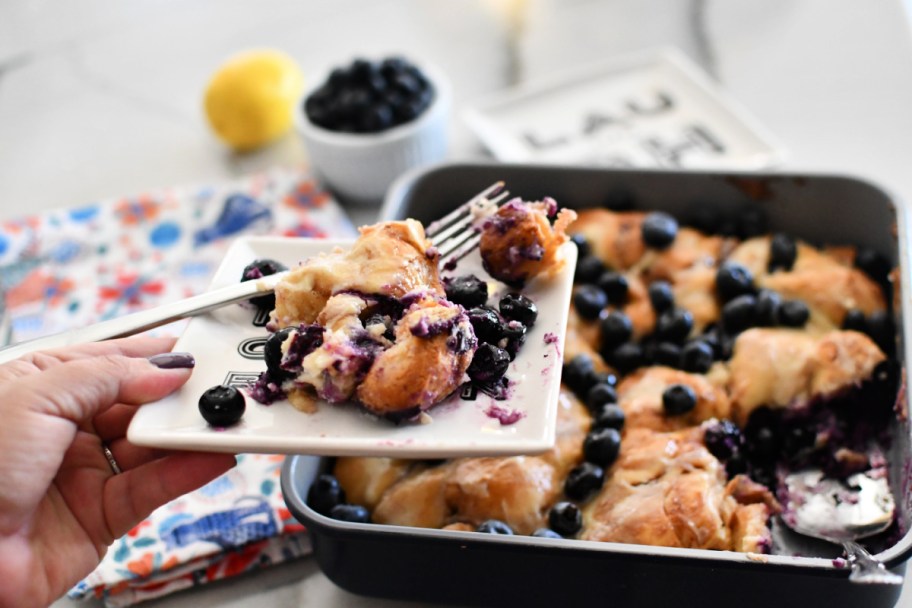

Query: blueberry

[754,289,782,327]
[241,258,287,309]
[467,343,510,384]
[575,255,606,284]
[596,271,629,305]
[782,426,815,460]
[866,310,895,354]
[610,342,646,375]
[779,300,810,327]
[444,275,488,308]
[655,308,694,344]
[531,528,564,539]
[199,385,246,427]
[548,501,583,537]
[599,310,633,353]
[642,212,678,249]
[747,427,779,464]
[592,403,626,431]
[264,327,296,380]
[467,306,505,344]
[307,474,346,516]
[722,294,758,334]
[662,384,696,416]
[583,427,622,467]
[586,383,618,411]
[570,234,591,258]
[653,341,682,367]
[562,354,598,396]
[768,233,797,273]
[358,102,394,131]
[716,262,755,301]
[499,293,538,327]
[700,326,725,360]
[564,462,606,501]
[855,247,891,284]
[703,420,743,461]
[842,309,868,332]
[595,370,619,387]
[648,281,675,313]
[680,340,714,374]
[329,504,371,523]
[501,320,528,360]
[477,520,514,535]
[574,285,607,320]
[725,453,748,477]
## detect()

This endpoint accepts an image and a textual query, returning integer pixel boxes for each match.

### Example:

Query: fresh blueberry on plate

[199,385,246,427]
[499,293,538,327]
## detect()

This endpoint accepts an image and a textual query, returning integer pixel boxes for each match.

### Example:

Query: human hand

[0,337,236,608]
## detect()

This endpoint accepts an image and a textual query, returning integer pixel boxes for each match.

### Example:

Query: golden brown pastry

[272,219,442,327]
[347,388,590,533]
[616,366,731,432]
[727,328,886,424]
[333,457,413,511]
[581,426,778,552]
[479,198,577,287]
[356,298,475,417]
[726,236,886,332]
[569,209,646,271]
[570,210,728,331]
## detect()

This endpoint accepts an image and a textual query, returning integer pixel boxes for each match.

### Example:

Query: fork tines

[428,181,511,265]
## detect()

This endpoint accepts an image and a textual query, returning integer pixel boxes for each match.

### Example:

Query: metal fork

[0,183,511,364]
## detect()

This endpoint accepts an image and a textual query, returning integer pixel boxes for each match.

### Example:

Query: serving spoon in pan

[781,467,901,584]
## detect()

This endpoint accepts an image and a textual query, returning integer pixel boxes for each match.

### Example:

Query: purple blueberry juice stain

[832,557,848,569]
[485,403,525,425]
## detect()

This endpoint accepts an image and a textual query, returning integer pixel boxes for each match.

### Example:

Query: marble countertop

[4,0,912,606]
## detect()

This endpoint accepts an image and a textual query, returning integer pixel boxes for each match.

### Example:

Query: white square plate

[463,47,785,169]
[128,236,576,458]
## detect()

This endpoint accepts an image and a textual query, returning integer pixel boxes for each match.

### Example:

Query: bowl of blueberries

[297,55,451,204]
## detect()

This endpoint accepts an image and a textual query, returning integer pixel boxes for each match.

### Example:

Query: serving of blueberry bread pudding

[239,197,574,423]
[307,197,900,556]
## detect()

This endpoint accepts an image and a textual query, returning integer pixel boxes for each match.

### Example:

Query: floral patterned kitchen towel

[0,166,354,343]
[0,166,355,605]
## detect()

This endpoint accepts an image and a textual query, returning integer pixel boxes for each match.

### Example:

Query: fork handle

[0,271,289,365]
[843,540,903,585]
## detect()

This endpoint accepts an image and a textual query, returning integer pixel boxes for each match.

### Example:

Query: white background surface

[3,0,912,606]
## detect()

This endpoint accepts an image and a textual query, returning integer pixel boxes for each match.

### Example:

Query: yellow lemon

[204,49,304,152]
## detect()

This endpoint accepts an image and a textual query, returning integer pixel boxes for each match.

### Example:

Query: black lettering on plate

[238,337,266,359]
[224,371,260,388]
[252,307,271,327]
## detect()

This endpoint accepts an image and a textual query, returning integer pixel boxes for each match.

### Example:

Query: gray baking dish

[281,163,912,608]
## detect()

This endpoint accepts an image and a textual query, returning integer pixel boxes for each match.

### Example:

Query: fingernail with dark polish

[148,352,196,369]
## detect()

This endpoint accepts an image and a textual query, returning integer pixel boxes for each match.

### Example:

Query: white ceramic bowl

[296,62,451,205]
